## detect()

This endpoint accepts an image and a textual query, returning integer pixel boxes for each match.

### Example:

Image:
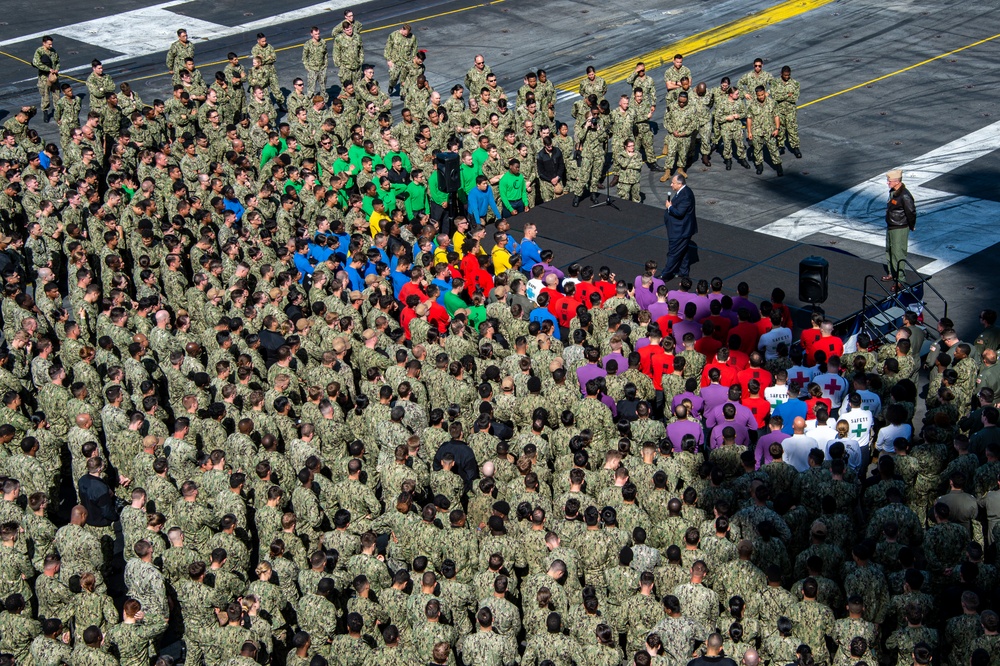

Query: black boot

[724,159,732,170]
[738,158,750,169]
[647,163,664,172]
[701,154,711,167]
[779,147,785,155]
[776,164,784,177]
[792,148,802,158]
[755,164,764,175]
[590,193,599,203]
[572,196,580,207]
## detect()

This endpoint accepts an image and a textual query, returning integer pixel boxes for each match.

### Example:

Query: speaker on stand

[799,255,829,314]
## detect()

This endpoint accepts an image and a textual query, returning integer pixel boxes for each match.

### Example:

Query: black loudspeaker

[799,256,829,304]
[435,152,460,194]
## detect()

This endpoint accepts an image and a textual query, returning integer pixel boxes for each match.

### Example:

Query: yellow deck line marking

[556,0,835,92]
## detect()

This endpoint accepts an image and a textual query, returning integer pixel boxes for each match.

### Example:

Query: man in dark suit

[659,174,698,280]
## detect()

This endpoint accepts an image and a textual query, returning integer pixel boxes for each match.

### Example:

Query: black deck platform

[505,196,898,326]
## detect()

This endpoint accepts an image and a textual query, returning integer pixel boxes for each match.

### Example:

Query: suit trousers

[664,234,692,278]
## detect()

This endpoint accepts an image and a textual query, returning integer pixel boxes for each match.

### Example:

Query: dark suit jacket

[665,186,697,238]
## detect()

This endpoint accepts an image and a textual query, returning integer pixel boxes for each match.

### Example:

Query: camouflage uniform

[71,588,119,641]
[655,614,708,665]
[0,543,36,604]
[886,626,939,666]
[614,148,644,202]
[571,114,609,198]
[831,617,878,666]
[332,30,364,86]
[123,557,168,616]
[672,581,720,634]
[86,71,116,113]
[745,95,781,168]
[841,562,890,625]
[347,552,392,591]
[520,629,582,666]
[302,37,328,98]
[575,527,614,591]
[714,95,747,162]
[763,633,801,666]
[251,42,282,103]
[437,526,480,583]
[753,585,798,635]
[866,503,924,549]
[662,102,698,172]
[608,106,637,161]
[0,612,41,664]
[412,619,457,664]
[172,498,216,556]
[923,521,968,576]
[945,613,983,666]
[623,591,662,653]
[105,614,168,666]
[29,634,72,666]
[715,558,767,610]
[175,578,225,666]
[53,522,105,579]
[966,634,1000,666]
[581,644,625,666]
[297,592,342,642]
[71,643,119,666]
[367,644,418,666]
[770,75,800,151]
[383,30,417,92]
[462,628,516,666]
[161,543,199,584]
[328,633,375,666]
[478,596,521,653]
[790,600,835,665]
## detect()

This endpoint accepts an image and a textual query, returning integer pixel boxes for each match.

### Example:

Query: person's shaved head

[76,414,91,427]
[743,649,760,666]
[70,505,88,525]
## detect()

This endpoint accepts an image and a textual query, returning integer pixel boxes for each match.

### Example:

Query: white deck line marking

[756,119,1000,274]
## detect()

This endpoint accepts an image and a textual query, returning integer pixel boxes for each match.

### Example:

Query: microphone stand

[591,168,620,210]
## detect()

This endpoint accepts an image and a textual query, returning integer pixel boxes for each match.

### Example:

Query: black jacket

[258,329,287,367]
[433,439,479,491]
[78,474,118,526]
[886,184,917,230]
[536,146,565,183]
